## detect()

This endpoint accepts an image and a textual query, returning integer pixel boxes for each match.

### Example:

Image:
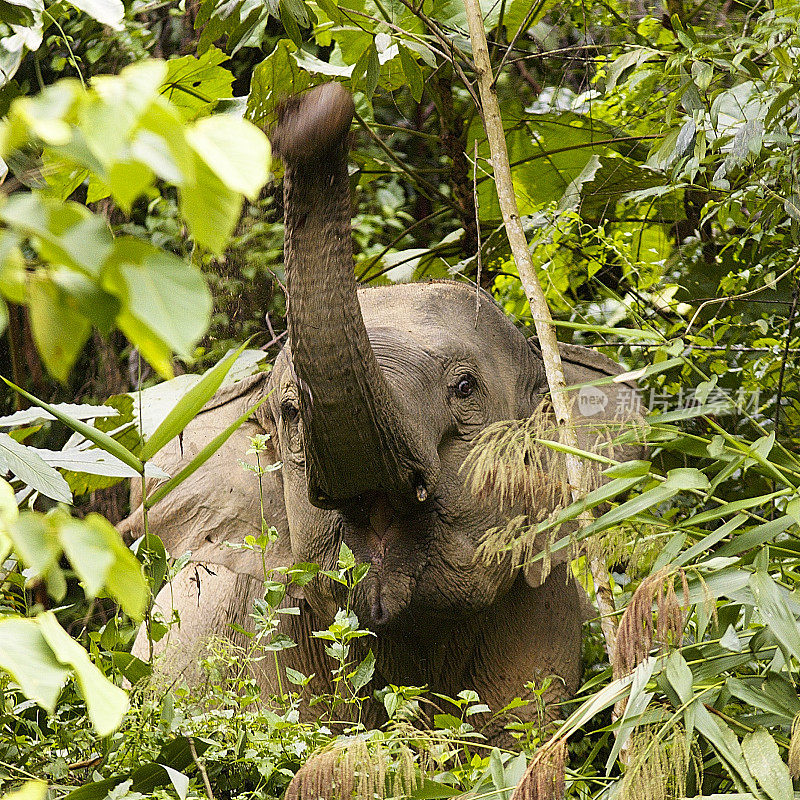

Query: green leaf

[186,115,270,200]
[741,728,792,800]
[693,703,759,793]
[4,430,74,503]
[141,341,250,461]
[0,375,143,475]
[104,236,212,367]
[58,514,114,597]
[1,781,48,800]
[0,1,36,27]
[0,432,72,503]
[10,513,63,582]
[354,43,380,100]
[67,0,123,27]
[602,460,651,478]
[350,649,375,693]
[0,194,114,278]
[38,611,129,736]
[178,153,243,254]
[663,467,710,491]
[59,513,149,619]
[27,273,91,382]
[687,490,790,526]
[145,392,269,508]
[246,39,311,130]
[399,45,423,102]
[578,483,680,538]
[110,652,152,685]
[0,616,70,712]
[160,46,234,120]
[750,571,800,663]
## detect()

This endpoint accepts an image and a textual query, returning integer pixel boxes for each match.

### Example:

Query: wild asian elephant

[121,83,642,746]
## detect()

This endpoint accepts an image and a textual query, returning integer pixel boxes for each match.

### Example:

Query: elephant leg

[132,563,267,690]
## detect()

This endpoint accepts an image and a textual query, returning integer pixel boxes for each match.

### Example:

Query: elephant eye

[454,374,477,399]
[281,400,300,424]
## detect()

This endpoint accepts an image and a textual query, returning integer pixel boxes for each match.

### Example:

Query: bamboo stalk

[462,0,618,665]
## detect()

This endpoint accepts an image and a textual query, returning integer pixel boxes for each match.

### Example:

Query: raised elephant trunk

[274,83,437,507]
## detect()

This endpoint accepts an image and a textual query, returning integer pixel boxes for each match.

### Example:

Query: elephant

[121,83,642,746]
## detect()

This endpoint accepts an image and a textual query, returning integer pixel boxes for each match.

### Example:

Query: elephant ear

[118,371,292,582]
[522,343,645,589]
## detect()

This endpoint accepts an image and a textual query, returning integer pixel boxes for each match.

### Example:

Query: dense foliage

[0,0,799,798]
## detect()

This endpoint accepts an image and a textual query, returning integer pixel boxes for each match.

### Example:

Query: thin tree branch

[774,276,799,435]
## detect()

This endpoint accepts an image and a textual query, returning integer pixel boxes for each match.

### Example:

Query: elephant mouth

[340,490,433,628]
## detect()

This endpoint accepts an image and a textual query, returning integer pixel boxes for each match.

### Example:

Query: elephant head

[125,82,642,743]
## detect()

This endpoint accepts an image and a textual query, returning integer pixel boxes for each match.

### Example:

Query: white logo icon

[577,386,609,417]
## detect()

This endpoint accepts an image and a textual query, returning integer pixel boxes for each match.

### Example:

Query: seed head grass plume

[466,399,624,582]
[510,738,566,800]
[613,567,689,680]
[617,725,700,800]
[284,736,419,800]
[789,712,800,779]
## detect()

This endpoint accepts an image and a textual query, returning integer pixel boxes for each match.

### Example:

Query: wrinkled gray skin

[124,84,641,746]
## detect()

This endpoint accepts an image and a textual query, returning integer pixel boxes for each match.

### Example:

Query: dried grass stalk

[510,738,566,800]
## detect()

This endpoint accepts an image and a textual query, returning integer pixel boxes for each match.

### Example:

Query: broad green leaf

[0,477,17,559]
[186,115,270,200]
[0,1,36,26]
[715,515,795,558]
[246,39,311,130]
[27,273,91,382]
[350,649,375,693]
[8,511,61,576]
[106,160,155,214]
[104,236,212,363]
[58,514,115,598]
[0,194,114,278]
[145,393,269,508]
[55,512,148,619]
[674,513,746,566]
[602,460,651,478]
[86,514,149,619]
[552,319,665,341]
[160,47,234,120]
[741,728,792,800]
[608,656,656,769]
[1,781,48,800]
[0,617,70,712]
[38,611,129,735]
[750,571,800,663]
[0,403,118,429]
[1,376,143,474]
[663,467,710,491]
[398,45,423,102]
[727,676,800,722]
[33,446,166,480]
[693,703,760,794]
[0,431,72,503]
[141,341,250,461]
[178,153,242,254]
[66,0,123,29]
[50,268,121,335]
[353,43,380,99]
